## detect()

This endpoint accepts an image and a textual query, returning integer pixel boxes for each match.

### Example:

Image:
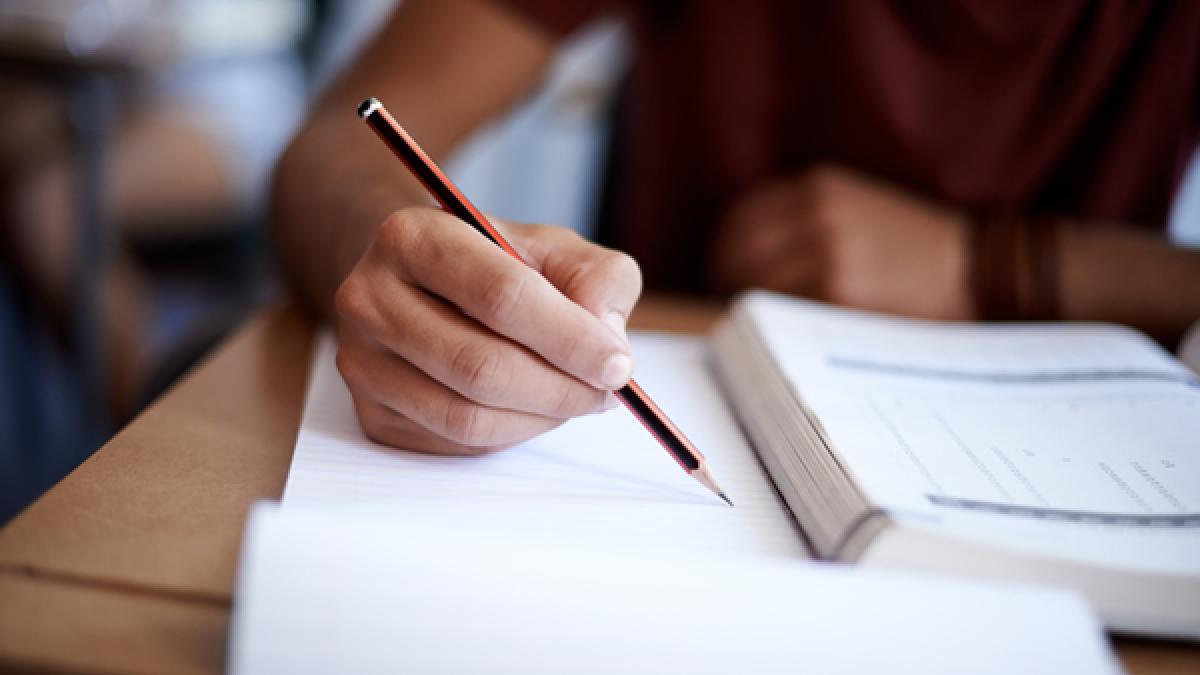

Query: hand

[334,207,642,455]
[710,165,973,320]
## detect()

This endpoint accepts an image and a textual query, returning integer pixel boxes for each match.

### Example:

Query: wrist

[938,211,975,320]
[968,213,1061,321]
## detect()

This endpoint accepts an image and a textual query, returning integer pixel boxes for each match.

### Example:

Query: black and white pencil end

[357,97,382,119]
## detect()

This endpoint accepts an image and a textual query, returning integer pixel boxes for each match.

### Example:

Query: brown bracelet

[969,213,1061,321]
[970,213,1020,320]
[1028,216,1061,320]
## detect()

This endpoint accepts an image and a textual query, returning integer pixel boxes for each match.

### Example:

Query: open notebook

[712,291,1200,639]
[231,332,1121,674]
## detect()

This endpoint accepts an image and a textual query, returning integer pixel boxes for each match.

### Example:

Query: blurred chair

[0,0,308,521]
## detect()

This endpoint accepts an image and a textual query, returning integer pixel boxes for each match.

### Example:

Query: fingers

[350,395,501,456]
[711,176,831,295]
[716,216,805,286]
[338,333,567,452]
[713,212,824,294]
[336,267,609,419]
[753,253,826,297]
[505,222,642,340]
[385,210,635,391]
[336,207,640,455]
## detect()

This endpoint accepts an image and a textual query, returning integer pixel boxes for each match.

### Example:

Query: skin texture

[273,0,1200,455]
[709,165,972,321]
[709,164,1200,343]
[333,213,638,454]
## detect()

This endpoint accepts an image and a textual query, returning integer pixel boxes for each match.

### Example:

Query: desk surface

[0,296,1196,675]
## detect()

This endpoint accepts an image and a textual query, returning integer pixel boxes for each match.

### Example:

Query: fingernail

[589,393,620,415]
[600,353,632,390]
[603,311,628,343]
[604,392,620,410]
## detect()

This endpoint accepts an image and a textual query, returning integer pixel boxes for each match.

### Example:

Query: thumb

[499,221,642,343]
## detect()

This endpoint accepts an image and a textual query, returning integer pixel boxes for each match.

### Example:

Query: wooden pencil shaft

[357,98,711,477]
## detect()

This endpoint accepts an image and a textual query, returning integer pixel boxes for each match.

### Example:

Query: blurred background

[1,0,1198,523]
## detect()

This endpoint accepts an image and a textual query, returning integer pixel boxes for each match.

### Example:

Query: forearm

[270,109,427,317]
[269,0,553,318]
[1059,223,1200,347]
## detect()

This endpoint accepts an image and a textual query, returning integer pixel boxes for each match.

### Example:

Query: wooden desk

[0,297,1195,674]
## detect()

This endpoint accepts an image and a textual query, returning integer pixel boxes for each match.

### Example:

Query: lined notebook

[230,331,1121,674]
[282,333,805,559]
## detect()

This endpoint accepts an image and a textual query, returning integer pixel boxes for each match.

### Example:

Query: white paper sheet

[237,328,1122,674]
[283,332,807,559]
[229,503,1122,675]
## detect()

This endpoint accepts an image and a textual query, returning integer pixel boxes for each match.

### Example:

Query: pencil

[357,97,732,507]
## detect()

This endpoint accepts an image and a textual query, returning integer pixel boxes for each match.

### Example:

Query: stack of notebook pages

[712,291,1200,639]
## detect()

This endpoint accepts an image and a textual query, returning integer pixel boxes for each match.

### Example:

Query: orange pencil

[358,97,732,506]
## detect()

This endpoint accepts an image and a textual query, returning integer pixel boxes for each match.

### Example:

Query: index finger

[389,211,634,391]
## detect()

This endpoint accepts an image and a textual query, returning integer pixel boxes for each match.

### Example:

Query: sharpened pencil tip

[719,493,734,507]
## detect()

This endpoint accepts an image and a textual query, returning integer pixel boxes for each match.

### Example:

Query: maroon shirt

[499,0,1200,293]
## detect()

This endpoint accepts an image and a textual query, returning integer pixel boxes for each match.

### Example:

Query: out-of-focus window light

[0,0,307,67]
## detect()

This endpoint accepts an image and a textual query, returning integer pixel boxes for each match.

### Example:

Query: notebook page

[751,292,1195,383]
[230,503,1121,675]
[743,292,1200,574]
[284,332,806,559]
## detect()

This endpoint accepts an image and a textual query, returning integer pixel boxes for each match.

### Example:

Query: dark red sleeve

[488,0,623,38]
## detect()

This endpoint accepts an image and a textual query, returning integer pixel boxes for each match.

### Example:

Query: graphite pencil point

[719,493,734,507]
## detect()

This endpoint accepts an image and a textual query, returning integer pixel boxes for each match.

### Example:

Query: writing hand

[334,208,642,454]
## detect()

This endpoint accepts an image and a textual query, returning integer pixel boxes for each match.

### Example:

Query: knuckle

[378,208,464,287]
[440,399,492,446]
[375,215,404,258]
[334,276,369,323]
[448,341,508,402]
[334,344,362,385]
[556,259,592,301]
[564,249,643,312]
[477,268,527,324]
[352,399,391,444]
[604,250,642,295]
[407,216,442,264]
[378,208,436,266]
[378,209,416,249]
